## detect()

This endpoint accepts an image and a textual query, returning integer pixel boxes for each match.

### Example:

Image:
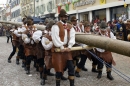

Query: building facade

[55,0,130,22]
[6,0,11,21]
[35,0,56,19]
[0,7,3,20]
[10,0,21,22]
[20,0,34,17]
[0,7,6,21]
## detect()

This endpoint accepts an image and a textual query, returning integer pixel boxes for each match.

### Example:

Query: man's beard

[61,19,67,23]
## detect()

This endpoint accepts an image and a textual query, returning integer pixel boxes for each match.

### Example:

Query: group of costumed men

[7,9,116,86]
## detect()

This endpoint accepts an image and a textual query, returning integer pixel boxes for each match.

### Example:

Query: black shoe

[69,79,75,86]
[107,72,114,80]
[82,66,88,71]
[36,66,39,72]
[33,62,36,68]
[26,70,30,74]
[92,68,98,73]
[16,59,19,65]
[41,78,45,85]
[8,59,11,63]
[75,72,80,77]
[61,76,67,80]
[97,71,102,79]
[47,72,55,76]
[56,79,60,86]
[22,63,25,68]
[24,67,27,71]
[8,57,12,63]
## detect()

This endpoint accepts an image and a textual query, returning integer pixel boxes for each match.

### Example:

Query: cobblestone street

[0,36,130,86]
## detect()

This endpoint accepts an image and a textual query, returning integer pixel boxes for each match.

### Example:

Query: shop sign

[74,0,96,8]
[100,0,106,5]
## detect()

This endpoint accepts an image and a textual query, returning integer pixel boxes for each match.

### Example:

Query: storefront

[68,14,76,21]
[92,9,106,22]
[55,0,130,22]
[110,6,128,21]
[79,12,89,22]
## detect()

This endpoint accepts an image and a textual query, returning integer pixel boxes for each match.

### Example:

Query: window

[39,6,41,14]
[14,1,16,6]
[15,10,16,17]
[61,0,66,2]
[16,0,18,5]
[14,11,15,18]
[17,10,18,17]
[40,4,45,14]
[47,1,52,12]
[56,0,60,4]
[25,0,27,4]
[36,6,39,15]
[18,0,20,4]
[35,0,39,2]
[10,3,12,8]
[18,9,20,16]
[68,0,72,2]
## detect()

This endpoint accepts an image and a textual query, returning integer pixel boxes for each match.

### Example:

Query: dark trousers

[26,55,33,66]
[56,60,74,79]
[97,58,112,70]
[44,66,49,75]
[9,44,17,57]
[7,36,12,43]
[17,45,25,59]
[77,54,87,69]
[91,55,98,65]
[37,58,44,67]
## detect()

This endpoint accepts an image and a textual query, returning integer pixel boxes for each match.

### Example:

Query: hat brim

[71,19,78,21]
[65,13,69,15]
[100,28,107,31]
[74,19,78,21]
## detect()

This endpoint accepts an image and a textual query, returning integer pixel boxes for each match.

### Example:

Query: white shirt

[51,21,75,49]
[22,26,37,44]
[32,30,42,43]
[13,30,21,37]
[73,24,84,33]
[41,36,53,50]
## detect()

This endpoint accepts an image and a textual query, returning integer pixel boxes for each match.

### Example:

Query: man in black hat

[70,16,88,75]
[95,21,116,80]
[71,16,84,32]
[51,9,75,86]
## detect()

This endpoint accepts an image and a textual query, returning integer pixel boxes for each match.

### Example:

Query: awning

[32,17,44,24]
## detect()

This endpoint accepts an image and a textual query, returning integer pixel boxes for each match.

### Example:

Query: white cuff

[68,45,72,49]
[60,46,64,50]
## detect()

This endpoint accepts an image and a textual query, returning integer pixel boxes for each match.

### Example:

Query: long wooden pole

[54,45,93,52]
[0,21,46,30]
[76,34,130,57]
[0,21,130,57]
